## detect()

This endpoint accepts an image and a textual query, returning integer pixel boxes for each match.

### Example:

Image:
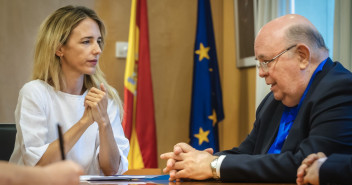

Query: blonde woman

[10,5,129,175]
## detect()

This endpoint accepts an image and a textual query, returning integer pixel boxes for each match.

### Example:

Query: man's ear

[296,44,310,70]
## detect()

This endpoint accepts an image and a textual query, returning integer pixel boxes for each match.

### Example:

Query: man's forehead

[255,27,286,48]
[255,37,278,52]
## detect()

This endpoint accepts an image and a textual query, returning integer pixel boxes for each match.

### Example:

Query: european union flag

[190,0,224,153]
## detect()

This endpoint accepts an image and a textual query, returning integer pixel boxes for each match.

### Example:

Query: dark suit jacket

[215,58,352,182]
[320,154,352,185]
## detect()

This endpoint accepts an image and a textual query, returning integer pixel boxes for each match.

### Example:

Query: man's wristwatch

[210,157,220,180]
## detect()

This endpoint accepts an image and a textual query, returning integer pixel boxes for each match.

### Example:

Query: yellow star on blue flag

[194,127,210,145]
[195,43,210,61]
[208,109,217,126]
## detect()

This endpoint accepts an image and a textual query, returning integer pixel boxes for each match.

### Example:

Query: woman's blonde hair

[32,5,123,118]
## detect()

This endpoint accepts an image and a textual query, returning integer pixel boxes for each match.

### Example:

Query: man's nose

[258,67,268,78]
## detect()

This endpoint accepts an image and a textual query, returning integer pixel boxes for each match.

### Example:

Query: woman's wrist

[97,120,110,129]
[79,117,94,128]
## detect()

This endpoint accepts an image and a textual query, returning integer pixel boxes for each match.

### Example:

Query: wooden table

[80,169,295,185]
[80,180,295,185]
[80,176,295,185]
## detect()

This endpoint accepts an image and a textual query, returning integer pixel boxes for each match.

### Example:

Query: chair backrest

[0,124,17,161]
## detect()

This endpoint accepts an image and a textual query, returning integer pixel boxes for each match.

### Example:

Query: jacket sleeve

[215,92,273,157]
[320,154,352,185]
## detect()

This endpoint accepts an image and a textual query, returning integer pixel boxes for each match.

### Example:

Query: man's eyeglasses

[256,44,297,72]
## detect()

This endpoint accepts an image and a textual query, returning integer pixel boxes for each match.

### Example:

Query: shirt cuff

[318,157,327,163]
[216,155,226,177]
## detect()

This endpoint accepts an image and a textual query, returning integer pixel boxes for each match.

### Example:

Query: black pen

[57,124,65,160]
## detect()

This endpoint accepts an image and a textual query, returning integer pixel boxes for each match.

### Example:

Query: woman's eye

[82,40,90,44]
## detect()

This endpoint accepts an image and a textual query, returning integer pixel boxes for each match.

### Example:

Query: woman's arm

[97,120,121,175]
[85,83,121,175]
[36,111,94,166]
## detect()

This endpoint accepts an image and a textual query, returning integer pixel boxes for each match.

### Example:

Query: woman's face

[58,18,102,78]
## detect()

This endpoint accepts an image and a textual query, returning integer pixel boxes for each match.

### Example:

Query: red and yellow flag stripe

[122,0,158,169]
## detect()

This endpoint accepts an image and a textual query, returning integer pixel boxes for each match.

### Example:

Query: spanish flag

[122,0,158,169]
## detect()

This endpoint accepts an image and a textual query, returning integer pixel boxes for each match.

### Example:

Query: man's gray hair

[285,25,328,51]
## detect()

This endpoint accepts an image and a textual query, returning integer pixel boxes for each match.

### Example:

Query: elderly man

[160,14,352,182]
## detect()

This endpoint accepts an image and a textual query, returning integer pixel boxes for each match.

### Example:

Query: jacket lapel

[260,102,285,154]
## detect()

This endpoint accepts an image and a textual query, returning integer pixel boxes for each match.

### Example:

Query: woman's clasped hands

[83,83,109,126]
